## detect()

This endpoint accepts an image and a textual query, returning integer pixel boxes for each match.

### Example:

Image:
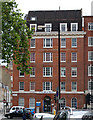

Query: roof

[26,10,82,21]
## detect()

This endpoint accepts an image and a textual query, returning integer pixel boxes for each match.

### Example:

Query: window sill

[43,61,53,63]
[43,76,52,77]
[19,76,24,77]
[71,76,77,77]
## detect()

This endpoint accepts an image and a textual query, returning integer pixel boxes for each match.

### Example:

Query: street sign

[56,87,59,98]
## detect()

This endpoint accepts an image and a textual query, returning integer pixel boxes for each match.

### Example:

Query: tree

[1,0,33,74]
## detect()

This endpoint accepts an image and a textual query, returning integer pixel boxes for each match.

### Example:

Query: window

[30,82,35,90]
[71,23,78,31]
[60,82,65,91]
[43,67,52,77]
[88,37,93,46]
[88,51,93,61]
[88,80,93,91]
[71,98,77,108]
[60,98,66,108]
[30,67,35,77]
[30,39,35,48]
[19,97,24,106]
[71,52,77,62]
[72,38,77,47]
[30,17,36,21]
[71,67,77,77]
[88,23,93,30]
[61,67,66,77]
[19,71,24,77]
[43,82,52,91]
[19,82,24,90]
[29,98,35,108]
[61,38,66,48]
[43,53,53,62]
[60,23,67,32]
[72,82,77,91]
[88,64,93,76]
[30,24,37,32]
[45,24,52,32]
[44,38,53,48]
[61,52,66,62]
[30,53,35,62]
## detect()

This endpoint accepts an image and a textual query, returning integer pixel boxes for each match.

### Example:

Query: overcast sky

[15,0,93,16]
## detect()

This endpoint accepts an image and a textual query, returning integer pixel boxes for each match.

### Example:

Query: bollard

[54,109,56,115]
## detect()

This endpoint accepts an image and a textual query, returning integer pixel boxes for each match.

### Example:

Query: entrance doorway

[44,96,51,112]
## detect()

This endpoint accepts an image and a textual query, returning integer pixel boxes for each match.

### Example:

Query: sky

[15,0,93,16]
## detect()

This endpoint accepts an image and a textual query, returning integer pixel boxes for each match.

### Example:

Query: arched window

[71,98,77,108]
[60,97,66,109]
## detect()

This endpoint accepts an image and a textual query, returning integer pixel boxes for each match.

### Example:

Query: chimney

[91,1,93,16]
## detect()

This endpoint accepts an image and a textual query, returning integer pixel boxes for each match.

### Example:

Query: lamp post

[58,24,60,110]
[38,24,61,110]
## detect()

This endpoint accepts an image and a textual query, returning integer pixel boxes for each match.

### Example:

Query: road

[1,117,53,120]
[0,117,82,120]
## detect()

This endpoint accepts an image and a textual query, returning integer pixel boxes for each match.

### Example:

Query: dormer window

[30,17,36,21]
[71,23,78,31]
[30,24,37,32]
[45,24,52,32]
[60,23,67,32]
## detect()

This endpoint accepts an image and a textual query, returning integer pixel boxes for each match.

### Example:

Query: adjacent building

[12,9,93,112]
[83,16,93,108]
[0,63,12,112]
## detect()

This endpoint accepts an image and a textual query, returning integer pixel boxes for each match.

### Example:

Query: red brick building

[12,10,93,112]
[83,16,93,108]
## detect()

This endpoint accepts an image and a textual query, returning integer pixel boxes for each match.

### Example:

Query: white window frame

[71,67,77,77]
[30,39,35,48]
[61,67,66,77]
[60,82,66,91]
[88,79,93,91]
[61,38,66,48]
[88,64,93,76]
[45,23,52,32]
[30,67,35,77]
[30,24,37,32]
[72,38,77,48]
[19,82,24,91]
[19,71,24,77]
[19,97,24,106]
[43,38,53,48]
[88,23,93,31]
[61,52,66,62]
[71,97,77,108]
[71,23,78,31]
[43,82,52,91]
[29,98,35,108]
[30,82,35,91]
[43,53,53,62]
[88,37,93,46]
[60,23,67,32]
[71,52,77,62]
[72,82,77,91]
[43,67,52,77]
[30,53,35,62]
[88,51,93,61]
[60,98,66,109]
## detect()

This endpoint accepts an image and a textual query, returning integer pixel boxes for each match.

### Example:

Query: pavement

[0,113,6,120]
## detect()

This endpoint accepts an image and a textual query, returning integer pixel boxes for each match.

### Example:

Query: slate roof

[26,10,82,31]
